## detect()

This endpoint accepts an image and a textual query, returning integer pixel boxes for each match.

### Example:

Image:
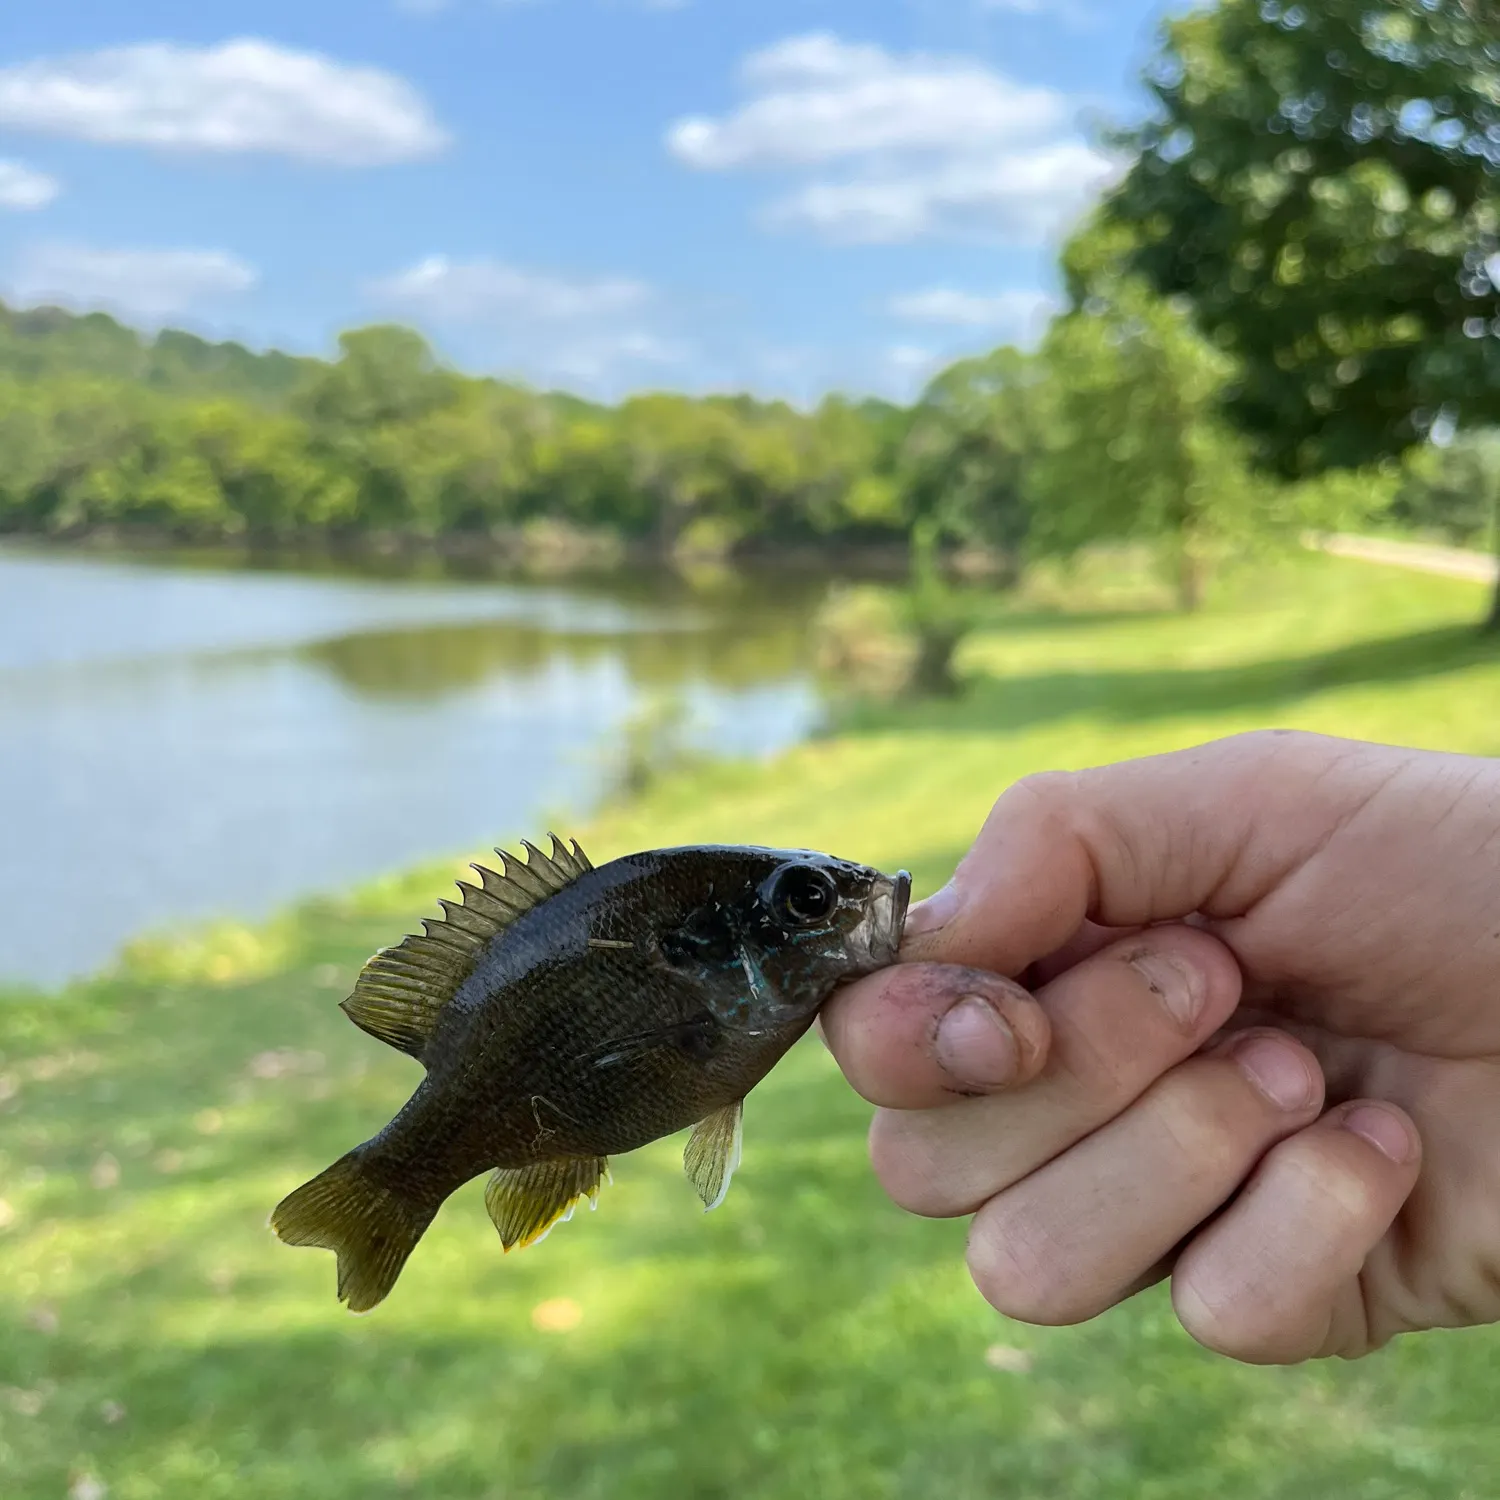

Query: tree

[185,400,356,539]
[1395,427,1500,545]
[1031,274,1270,611]
[1100,0,1500,621]
[845,350,1040,696]
[899,346,1038,584]
[614,395,744,557]
[298,326,454,433]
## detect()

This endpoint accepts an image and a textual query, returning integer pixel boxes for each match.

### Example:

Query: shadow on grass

[841,625,1496,741]
[977,605,1179,637]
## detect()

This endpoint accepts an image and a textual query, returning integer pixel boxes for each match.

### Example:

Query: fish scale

[270,834,910,1312]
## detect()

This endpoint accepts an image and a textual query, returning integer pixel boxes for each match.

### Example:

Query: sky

[0,0,1176,404]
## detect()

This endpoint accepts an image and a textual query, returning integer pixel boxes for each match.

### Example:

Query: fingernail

[903,881,961,939]
[1129,951,1204,1029]
[935,995,1017,1090]
[1342,1105,1416,1165]
[1232,1036,1317,1112]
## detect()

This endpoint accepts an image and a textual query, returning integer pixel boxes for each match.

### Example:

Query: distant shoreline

[0,520,933,583]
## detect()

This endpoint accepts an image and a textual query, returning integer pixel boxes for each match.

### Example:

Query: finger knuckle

[995,772,1081,851]
[1147,1067,1265,1185]
[1172,1274,1283,1363]
[1282,1142,1381,1226]
[1006,768,1078,813]
[1063,1002,1157,1102]
[1228,727,1324,768]
[867,1112,965,1218]
[966,1210,1094,1326]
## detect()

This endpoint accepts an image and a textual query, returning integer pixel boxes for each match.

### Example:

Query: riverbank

[0,520,925,583]
[4,552,1500,1500]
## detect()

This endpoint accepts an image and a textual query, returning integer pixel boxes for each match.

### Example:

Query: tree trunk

[907,623,963,698]
[1177,546,1206,612]
[992,546,1023,590]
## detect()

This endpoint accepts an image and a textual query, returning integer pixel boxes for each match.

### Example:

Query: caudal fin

[270,1148,437,1313]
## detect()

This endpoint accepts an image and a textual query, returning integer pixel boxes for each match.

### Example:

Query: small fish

[270,835,910,1312]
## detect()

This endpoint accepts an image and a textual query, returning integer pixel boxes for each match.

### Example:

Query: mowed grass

[5,553,1500,1500]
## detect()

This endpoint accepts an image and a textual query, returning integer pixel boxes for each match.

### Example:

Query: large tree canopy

[1100,0,1500,479]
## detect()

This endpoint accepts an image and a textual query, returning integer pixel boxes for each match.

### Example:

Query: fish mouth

[850,868,912,972]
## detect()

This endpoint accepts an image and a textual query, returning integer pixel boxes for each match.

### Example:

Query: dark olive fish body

[271,837,909,1312]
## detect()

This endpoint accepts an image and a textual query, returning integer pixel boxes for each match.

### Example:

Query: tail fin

[270,1147,437,1313]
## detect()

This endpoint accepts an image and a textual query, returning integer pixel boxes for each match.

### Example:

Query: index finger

[898,730,1404,979]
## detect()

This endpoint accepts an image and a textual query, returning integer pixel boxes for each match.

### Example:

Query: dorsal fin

[340,833,592,1063]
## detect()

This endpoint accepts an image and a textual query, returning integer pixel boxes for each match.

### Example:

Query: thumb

[898,730,1406,979]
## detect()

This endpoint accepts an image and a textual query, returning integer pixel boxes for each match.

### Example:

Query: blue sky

[0,0,1173,403]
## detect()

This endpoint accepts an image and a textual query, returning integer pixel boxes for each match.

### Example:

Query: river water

[0,544,828,989]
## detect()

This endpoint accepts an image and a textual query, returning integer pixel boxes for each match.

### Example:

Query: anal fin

[684,1099,743,1212]
[485,1156,610,1251]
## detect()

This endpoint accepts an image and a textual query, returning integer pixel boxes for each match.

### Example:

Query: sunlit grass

[4,554,1499,1498]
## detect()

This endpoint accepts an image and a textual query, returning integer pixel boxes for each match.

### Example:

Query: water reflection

[0,545,826,988]
[301,612,812,702]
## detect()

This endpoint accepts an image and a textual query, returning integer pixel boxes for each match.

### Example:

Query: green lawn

[5,554,1500,1500]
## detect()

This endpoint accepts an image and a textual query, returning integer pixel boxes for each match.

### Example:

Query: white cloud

[769,140,1112,244]
[979,0,1096,23]
[669,33,1065,170]
[7,243,258,321]
[889,286,1060,336]
[667,32,1115,245]
[887,344,940,372]
[544,331,688,385]
[0,39,448,166]
[0,159,59,210]
[369,255,682,391]
[371,255,651,323]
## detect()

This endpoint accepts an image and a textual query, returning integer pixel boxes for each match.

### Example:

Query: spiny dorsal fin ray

[684,1099,744,1212]
[339,832,593,1063]
[485,1156,610,1250]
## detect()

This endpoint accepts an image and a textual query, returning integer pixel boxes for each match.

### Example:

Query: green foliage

[609,692,704,800]
[812,584,921,700]
[0,301,317,405]
[0,264,1420,606]
[899,347,1038,573]
[6,555,1500,1499]
[1029,275,1273,609]
[1101,0,1500,477]
[1394,427,1500,546]
[0,303,914,561]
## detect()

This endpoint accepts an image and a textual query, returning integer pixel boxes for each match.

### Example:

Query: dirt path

[1304,532,1498,583]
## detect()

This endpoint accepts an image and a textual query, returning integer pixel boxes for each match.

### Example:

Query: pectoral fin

[485,1157,610,1251]
[684,1099,743,1212]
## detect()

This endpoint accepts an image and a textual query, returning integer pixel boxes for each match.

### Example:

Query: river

[0,543,829,989]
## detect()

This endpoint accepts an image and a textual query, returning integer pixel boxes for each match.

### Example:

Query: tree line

[2,0,1497,621]
[0,315,911,561]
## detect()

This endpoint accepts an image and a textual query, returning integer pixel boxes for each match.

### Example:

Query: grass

[5,552,1500,1500]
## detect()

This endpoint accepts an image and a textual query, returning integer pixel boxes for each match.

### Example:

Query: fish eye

[768,865,837,927]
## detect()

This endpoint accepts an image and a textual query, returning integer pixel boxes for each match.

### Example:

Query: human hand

[824,730,1500,1363]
